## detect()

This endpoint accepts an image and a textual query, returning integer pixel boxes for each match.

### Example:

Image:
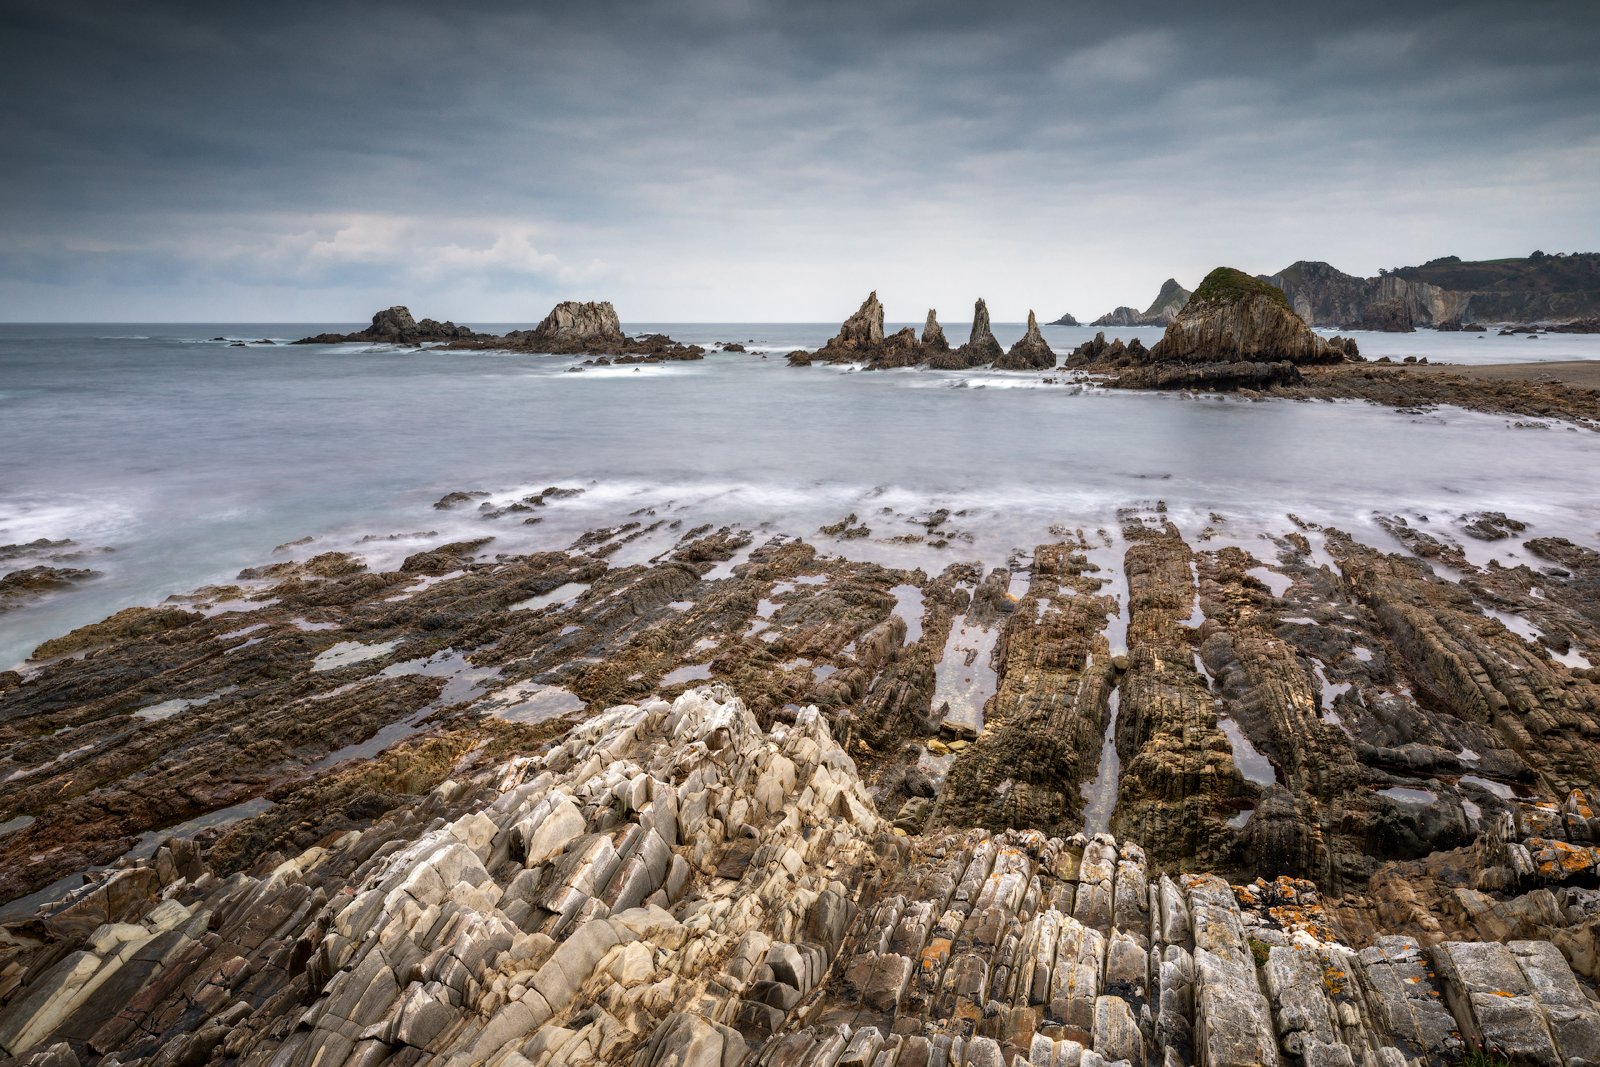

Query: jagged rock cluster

[297,303,704,361]
[789,296,1056,372]
[1090,280,1193,328]
[2,688,1598,1067]
[1068,269,1361,391]
[293,306,480,346]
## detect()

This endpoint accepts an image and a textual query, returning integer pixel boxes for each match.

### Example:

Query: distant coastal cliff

[1076,252,1600,333]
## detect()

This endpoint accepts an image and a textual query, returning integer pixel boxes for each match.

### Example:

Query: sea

[2,320,1598,668]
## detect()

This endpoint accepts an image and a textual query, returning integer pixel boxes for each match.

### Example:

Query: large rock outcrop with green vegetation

[1149,268,1349,365]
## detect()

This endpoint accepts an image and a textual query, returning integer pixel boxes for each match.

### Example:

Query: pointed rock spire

[921,309,949,351]
[997,310,1056,370]
[951,298,1004,367]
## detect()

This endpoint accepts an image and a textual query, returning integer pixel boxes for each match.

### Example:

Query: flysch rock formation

[994,312,1056,372]
[1091,280,1192,329]
[3,501,1600,1065]
[791,293,922,369]
[298,303,704,362]
[2,686,1599,1067]
[294,307,480,346]
[790,296,1030,372]
[936,300,1005,371]
[1067,269,1361,391]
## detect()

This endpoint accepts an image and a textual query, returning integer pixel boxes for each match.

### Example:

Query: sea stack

[921,309,949,351]
[802,291,922,367]
[995,310,1056,370]
[293,306,477,345]
[953,298,1005,367]
[1070,267,1357,390]
[523,300,627,350]
[1149,268,1345,364]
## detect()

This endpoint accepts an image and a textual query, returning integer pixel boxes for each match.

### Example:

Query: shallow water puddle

[510,582,589,612]
[134,686,238,722]
[1248,566,1292,598]
[479,680,587,724]
[1183,559,1204,627]
[312,639,400,672]
[1217,714,1277,786]
[890,583,924,643]
[1081,689,1122,835]
[1460,774,1515,800]
[125,797,275,860]
[1378,786,1438,806]
[660,662,713,686]
[932,614,1000,734]
[381,649,502,706]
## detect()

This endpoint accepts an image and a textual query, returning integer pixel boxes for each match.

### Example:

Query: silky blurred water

[2,322,1597,667]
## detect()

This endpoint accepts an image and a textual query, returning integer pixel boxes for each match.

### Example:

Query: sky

[1,0,1596,323]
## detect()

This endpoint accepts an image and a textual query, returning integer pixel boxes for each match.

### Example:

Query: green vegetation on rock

[1191,266,1290,310]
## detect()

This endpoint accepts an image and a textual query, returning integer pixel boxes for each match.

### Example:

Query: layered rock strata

[993,312,1056,371]
[936,299,1005,370]
[2,689,1598,1066]
[3,502,1600,1063]
[1069,268,1359,391]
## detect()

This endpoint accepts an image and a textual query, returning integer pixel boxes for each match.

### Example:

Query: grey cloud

[1,0,1595,320]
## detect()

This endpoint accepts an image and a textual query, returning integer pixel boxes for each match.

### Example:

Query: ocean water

[2,322,1598,667]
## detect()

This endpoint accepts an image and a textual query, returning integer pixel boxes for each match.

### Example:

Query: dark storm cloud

[1,0,1596,319]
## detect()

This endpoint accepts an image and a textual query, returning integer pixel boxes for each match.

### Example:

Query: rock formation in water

[298,302,703,361]
[799,295,1036,371]
[293,306,480,345]
[1091,279,1192,327]
[940,298,1005,370]
[795,292,922,368]
[1047,311,1080,326]
[1068,268,1358,390]
[1149,268,1350,365]
[994,311,1056,371]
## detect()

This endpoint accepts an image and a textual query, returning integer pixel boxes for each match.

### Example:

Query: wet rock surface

[1,504,1598,1064]
[296,302,704,360]
[1069,268,1357,392]
[795,295,1047,372]
[294,306,479,346]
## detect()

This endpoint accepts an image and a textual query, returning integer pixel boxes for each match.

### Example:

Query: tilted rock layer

[1,689,1598,1067]
[1149,268,1348,365]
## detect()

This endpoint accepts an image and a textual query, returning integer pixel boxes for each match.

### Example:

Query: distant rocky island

[1091,278,1193,328]
[1073,252,1600,333]
[296,301,704,362]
